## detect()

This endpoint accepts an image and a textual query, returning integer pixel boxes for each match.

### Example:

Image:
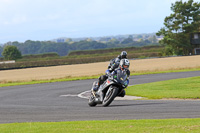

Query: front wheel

[88,91,97,107]
[102,86,119,107]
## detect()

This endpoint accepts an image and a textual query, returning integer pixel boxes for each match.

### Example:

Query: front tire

[102,86,118,107]
[88,92,97,107]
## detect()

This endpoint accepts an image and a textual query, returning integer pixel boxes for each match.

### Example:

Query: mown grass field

[1,118,200,133]
[1,55,200,83]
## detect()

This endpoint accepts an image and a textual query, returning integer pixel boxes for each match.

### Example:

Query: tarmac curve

[0,71,200,123]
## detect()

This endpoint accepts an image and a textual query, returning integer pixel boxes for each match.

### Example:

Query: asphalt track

[0,71,200,123]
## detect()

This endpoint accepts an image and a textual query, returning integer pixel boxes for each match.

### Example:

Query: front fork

[91,88,103,103]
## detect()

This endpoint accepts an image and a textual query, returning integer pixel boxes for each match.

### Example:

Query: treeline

[0,39,158,57]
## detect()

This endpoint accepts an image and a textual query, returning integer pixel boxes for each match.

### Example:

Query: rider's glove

[105,69,111,76]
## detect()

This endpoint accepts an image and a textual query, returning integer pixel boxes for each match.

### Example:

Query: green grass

[126,76,200,99]
[0,75,101,87]
[1,118,200,133]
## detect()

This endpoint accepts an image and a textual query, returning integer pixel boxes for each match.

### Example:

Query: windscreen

[115,69,128,85]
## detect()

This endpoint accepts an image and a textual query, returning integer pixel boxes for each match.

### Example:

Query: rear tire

[88,92,97,107]
[102,86,118,107]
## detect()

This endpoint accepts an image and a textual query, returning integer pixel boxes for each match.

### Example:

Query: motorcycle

[88,69,129,107]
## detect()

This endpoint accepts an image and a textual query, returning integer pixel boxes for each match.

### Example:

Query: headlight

[124,80,128,86]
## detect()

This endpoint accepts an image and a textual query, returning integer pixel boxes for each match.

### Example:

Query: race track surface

[0,71,200,123]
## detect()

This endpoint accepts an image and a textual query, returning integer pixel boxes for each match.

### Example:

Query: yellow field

[1,55,200,82]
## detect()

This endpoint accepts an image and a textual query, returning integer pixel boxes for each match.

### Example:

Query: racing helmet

[120,51,127,59]
[119,59,130,70]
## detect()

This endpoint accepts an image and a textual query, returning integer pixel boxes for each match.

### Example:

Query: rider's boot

[117,90,126,97]
[92,81,99,92]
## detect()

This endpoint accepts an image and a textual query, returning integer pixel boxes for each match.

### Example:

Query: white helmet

[119,59,130,70]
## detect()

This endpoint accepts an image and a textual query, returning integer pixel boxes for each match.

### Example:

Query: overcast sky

[0,0,190,43]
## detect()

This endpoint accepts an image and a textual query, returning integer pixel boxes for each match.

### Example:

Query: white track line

[59,94,78,97]
[78,90,91,99]
[60,90,143,100]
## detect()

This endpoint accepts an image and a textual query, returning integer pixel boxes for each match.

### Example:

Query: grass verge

[1,118,200,133]
[0,75,100,87]
[126,76,200,99]
[1,68,200,87]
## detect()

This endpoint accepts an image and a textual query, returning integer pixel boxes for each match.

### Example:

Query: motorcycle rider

[94,58,130,97]
[96,51,128,89]
[108,51,127,70]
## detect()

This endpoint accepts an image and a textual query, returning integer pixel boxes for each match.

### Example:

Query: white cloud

[0,0,192,43]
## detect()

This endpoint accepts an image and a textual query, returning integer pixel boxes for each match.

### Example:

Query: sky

[0,0,190,44]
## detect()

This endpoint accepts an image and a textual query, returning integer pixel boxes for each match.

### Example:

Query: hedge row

[68,46,163,56]
[22,52,59,59]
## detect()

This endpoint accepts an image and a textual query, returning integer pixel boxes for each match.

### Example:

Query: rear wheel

[88,91,97,107]
[102,86,118,107]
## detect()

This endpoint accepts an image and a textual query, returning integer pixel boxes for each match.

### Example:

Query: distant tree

[128,35,133,39]
[157,0,200,55]
[121,37,133,44]
[148,35,157,43]
[38,42,69,56]
[72,40,107,50]
[143,39,151,44]
[137,35,143,39]
[86,38,92,42]
[138,38,144,42]
[0,46,3,57]
[2,45,22,60]
[108,38,120,44]
[65,38,73,44]
[99,37,111,42]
